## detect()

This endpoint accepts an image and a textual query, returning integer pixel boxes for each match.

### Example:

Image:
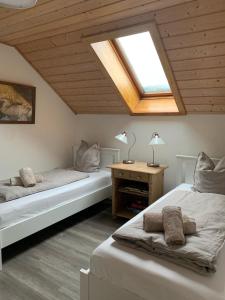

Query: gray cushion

[193,152,225,195]
[214,156,225,172]
[195,152,214,171]
[76,140,89,163]
[75,140,100,172]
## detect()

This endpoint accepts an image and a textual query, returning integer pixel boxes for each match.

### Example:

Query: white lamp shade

[149,133,165,145]
[115,131,128,144]
[0,0,37,9]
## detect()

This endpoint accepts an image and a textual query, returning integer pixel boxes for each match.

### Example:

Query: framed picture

[0,81,36,124]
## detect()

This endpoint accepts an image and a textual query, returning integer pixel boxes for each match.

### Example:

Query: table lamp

[147,132,165,167]
[115,131,136,164]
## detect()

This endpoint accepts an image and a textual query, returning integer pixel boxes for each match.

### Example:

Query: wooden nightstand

[108,162,167,219]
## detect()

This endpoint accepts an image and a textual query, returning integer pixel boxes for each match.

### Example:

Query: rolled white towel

[143,212,196,235]
[10,176,23,186]
[19,167,36,187]
[35,174,44,183]
[162,206,185,246]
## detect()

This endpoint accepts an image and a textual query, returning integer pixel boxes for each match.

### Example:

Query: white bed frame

[80,154,220,300]
[176,154,219,185]
[0,146,120,270]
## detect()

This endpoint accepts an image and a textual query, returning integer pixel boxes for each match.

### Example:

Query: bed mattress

[90,183,225,300]
[0,169,111,230]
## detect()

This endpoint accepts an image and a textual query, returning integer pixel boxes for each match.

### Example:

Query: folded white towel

[10,174,44,186]
[19,167,36,187]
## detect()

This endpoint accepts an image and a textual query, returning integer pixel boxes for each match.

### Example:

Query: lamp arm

[128,132,136,161]
[152,146,155,164]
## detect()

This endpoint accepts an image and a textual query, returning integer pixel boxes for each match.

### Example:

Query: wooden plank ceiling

[0,0,225,114]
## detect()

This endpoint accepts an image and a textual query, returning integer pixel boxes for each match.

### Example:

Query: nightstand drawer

[113,169,130,180]
[129,171,149,182]
[113,169,150,182]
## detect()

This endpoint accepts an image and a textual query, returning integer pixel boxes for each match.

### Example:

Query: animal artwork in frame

[0,81,35,124]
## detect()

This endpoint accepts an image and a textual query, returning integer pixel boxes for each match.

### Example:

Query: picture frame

[0,81,36,124]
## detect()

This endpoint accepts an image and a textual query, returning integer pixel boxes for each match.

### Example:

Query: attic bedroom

[0,1,225,300]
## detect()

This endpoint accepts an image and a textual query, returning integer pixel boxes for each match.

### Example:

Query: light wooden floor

[0,200,124,300]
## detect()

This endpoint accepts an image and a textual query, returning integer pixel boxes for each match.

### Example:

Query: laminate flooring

[0,200,124,300]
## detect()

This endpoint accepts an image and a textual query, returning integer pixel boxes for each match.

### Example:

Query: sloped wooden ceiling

[0,0,225,114]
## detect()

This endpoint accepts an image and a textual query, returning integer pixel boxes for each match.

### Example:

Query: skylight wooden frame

[83,22,186,115]
[112,39,173,100]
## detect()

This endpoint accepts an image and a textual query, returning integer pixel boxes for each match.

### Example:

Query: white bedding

[90,184,225,300]
[0,169,111,230]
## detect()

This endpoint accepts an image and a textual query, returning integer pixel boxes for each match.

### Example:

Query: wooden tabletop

[108,161,168,175]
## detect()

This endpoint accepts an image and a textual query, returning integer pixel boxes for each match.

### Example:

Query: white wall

[1,43,225,193]
[0,43,77,180]
[74,114,225,192]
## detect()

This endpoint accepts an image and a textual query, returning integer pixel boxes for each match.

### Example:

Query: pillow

[195,151,214,171]
[193,152,225,195]
[214,156,225,172]
[75,140,100,172]
[76,140,89,163]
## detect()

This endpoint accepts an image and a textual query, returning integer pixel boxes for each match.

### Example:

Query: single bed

[80,155,225,300]
[0,146,120,270]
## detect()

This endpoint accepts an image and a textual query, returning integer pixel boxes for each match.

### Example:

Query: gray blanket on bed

[112,190,225,275]
[0,168,89,202]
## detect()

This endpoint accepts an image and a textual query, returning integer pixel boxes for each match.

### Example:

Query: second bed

[80,155,225,300]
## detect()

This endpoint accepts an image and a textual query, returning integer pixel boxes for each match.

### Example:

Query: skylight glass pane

[116,32,171,94]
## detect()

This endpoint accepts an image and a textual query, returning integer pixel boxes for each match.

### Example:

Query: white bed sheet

[90,183,225,300]
[0,169,111,230]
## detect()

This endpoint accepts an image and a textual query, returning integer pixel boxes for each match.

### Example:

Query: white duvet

[90,184,225,300]
[0,169,111,229]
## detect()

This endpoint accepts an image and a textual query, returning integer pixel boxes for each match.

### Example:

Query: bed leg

[80,268,90,300]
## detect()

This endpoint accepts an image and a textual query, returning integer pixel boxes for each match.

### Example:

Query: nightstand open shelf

[118,187,149,198]
[109,162,167,219]
[118,179,149,198]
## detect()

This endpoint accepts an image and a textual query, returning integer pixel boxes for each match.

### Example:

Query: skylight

[115,31,171,95]
[90,23,184,114]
